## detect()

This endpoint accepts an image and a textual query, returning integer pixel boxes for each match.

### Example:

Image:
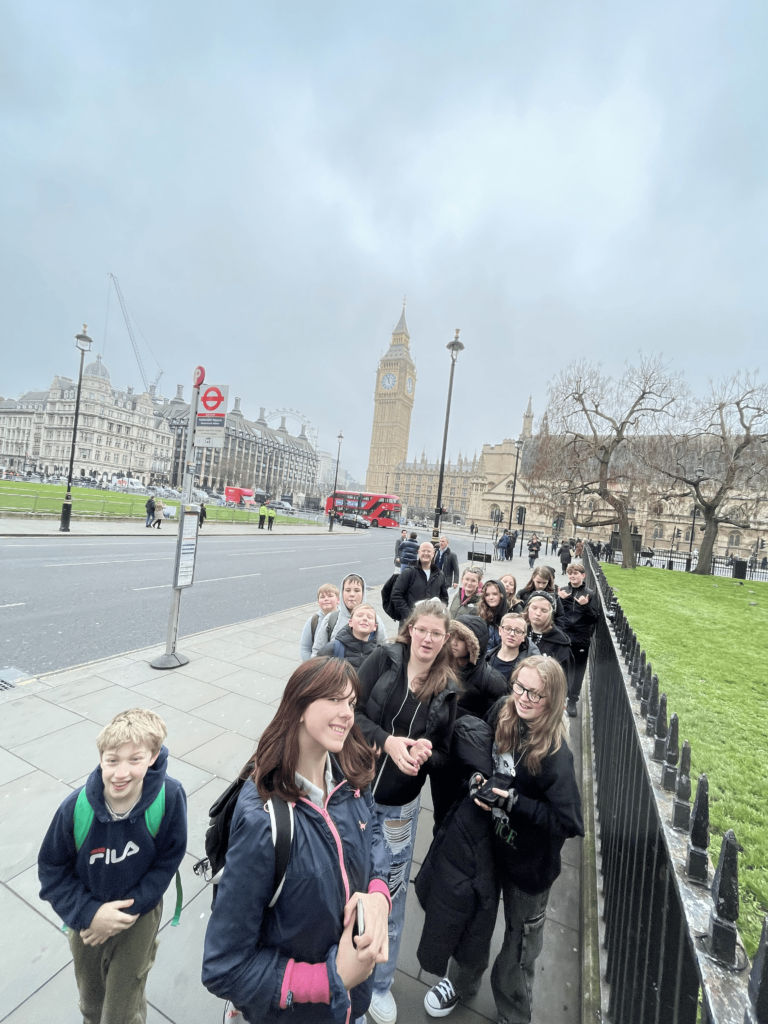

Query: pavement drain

[0,666,30,689]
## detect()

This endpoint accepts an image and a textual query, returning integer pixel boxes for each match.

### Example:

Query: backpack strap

[73,787,95,852]
[144,783,165,837]
[310,612,319,641]
[265,798,294,908]
[325,609,339,639]
[333,638,346,659]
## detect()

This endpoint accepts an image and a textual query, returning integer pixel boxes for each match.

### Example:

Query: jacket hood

[449,617,483,664]
[480,578,508,624]
[529,624,571,647]
[338,571,368,624]
[451,615,490,663]
[333,622,376,651]
[85,744,169,822]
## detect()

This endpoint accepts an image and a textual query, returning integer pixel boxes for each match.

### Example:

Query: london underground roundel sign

[201,386,226,411]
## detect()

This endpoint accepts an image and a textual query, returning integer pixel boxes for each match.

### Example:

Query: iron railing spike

[687,773,710,883]
[708,829,739,964]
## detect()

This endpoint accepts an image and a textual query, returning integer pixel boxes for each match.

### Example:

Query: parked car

[340,512,369,529]
[267,500,294,514]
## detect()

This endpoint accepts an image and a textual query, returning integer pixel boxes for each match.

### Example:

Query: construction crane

[107,273,163,393]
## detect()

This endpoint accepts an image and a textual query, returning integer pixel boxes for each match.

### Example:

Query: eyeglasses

[412,626,447,641]
[500,626,526,637]
[511,681,546,704]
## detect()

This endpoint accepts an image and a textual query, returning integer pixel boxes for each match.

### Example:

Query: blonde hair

[525,595,555,631]
[396,599,456,702]
[567,562,585,573]
[97,708,167,756]
[317,583,340,598]
[350,602,376,619]
[462,568,483,584]
[494,656,567,774]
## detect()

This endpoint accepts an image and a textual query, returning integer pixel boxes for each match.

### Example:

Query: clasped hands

[384,735,432,776]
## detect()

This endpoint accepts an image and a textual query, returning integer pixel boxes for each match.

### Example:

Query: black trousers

[569,644,590,702]
[258,515,265,528]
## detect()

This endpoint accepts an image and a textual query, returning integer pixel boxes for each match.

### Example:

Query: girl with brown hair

[476,578,508,649]
[417,656,584,1022]
[202,658,392,1024]
[355,599,459,1024]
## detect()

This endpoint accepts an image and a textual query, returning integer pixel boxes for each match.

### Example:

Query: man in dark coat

[398,531,420,569]
[144,496,155,528]
[391,542,449,621]
[435,536,460,588]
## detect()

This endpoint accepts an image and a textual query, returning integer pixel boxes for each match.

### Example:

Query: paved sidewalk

[0,585,582,1024]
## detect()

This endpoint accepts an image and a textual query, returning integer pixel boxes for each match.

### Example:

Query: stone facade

[393,452,477,518]
[365,304,417,493]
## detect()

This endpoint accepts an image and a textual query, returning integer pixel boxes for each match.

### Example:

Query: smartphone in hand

[352,898,365,944]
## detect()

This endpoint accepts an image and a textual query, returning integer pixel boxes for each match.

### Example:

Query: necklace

[105,796,140,821]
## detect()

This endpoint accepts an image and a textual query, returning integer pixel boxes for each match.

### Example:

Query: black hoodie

[557,581,599,646]
[450,617,508,720]
[318,623,381,669]
[528,624,574,683]
[485,635,540,682]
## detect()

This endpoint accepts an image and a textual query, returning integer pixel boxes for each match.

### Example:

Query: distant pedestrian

[497,530,511,562]
[558,541,572,574]
[435,536,460,587]
[394,528,408,574]
[527,533,541,568]
[144,496,155,528]
[152,499,164,529]
[603,542,613,563]
[258,503,267,529]
[399,531,420,569]
[267,506,276,531]
[470,521,478,536]
[574,539,583,558]
[198,501,207,529]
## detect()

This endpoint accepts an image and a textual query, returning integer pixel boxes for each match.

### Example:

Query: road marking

[0,602,26,608]
[132,572,262,591]
[226,549,296,556]
[298,560,362,571]
[45,557,174,567]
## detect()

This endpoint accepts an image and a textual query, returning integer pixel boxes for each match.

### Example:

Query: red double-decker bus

[324,490,401,528]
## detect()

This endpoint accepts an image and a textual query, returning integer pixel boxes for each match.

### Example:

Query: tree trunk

[693,517,718,574]
[617,514,637,569]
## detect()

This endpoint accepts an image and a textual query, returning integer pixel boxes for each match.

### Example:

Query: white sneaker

[368,988,397,1024]
[424,978,460,1017]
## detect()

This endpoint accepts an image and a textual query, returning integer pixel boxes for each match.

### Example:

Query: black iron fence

[584,548,767,1023]
[598,547,768,582]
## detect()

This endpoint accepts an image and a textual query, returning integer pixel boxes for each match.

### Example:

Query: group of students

[36,534,595,1024]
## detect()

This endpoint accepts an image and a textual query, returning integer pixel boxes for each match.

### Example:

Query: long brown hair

[478,579,508,626]
[519,565,556,598]
[494,656,566,774]
[394,598,456,702]
[251,658,375,802]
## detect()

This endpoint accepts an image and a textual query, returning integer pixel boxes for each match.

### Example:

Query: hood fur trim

[449,618,481,665]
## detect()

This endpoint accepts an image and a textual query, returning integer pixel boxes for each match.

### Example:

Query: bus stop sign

[195,384,229,447]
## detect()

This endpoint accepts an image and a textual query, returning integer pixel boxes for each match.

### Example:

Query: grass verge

[603,563,768,956]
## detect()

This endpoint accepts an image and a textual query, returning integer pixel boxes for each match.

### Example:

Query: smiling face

[318,590,339,615]
[342,577,364,611]
[299,683,356,756]
[349,604,376,640]
[527,597,552,631]
[461,571,480,597]
[409,613,450,665]
[512,664,549,721]
[100,742,158,811]
[484,583,502,608]
[500,574,517,598]
[418,542,435,567]
[567,568,586,588]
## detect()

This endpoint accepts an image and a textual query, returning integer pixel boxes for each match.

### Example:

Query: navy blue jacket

[202,763,390,1023]
[38,746,187,930]
[398,539,419,567]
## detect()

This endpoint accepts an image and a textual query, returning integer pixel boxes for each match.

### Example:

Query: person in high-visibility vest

[258,504,268,529]
[267,506,276,531]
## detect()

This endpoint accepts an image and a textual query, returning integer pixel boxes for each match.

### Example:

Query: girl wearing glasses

[485,612,540,684]
[525,594,574,686]
[355,599,458,1024]
[417,656,584,1022]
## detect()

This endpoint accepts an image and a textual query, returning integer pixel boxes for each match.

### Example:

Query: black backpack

[381,572,401,621]
[193,763,294,909]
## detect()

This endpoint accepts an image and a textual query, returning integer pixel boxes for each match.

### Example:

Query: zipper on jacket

[299,782,351,902]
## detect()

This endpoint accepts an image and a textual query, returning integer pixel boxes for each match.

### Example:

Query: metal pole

[433,330,464,549]
[329,431,343,532]
[506,442,521,531]
[60,332,91,532]
[519,507,526,556]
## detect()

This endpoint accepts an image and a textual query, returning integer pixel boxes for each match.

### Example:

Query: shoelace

[434,978,457,1003]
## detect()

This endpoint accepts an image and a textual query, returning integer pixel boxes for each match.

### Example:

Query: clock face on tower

[381,373,397,390]
[406,377,414,394]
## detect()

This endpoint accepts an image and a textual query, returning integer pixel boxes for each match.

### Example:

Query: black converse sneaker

[424,978,460,1017]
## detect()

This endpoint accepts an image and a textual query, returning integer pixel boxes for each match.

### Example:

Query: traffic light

[516,506,526,524]
[761,539,765,549]
[676,529,682,539]
[552,518,558,529]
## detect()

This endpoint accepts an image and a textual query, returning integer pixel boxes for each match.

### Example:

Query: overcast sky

[1,0,765,478]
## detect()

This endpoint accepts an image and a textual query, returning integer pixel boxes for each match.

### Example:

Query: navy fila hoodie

[38,745,187,931]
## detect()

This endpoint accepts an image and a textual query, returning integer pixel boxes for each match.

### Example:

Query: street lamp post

[59,325,93,532]
[328,430,343,532]
[686,467,705,568]
[432,330,464,549]
[506,437,524,532]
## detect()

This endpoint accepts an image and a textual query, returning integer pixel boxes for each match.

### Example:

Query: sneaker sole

[424,995,459,1018]
[368,1002,397,1024]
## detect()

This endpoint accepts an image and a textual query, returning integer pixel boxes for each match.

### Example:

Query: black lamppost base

[150,652,190,670]
[59,496,73,532]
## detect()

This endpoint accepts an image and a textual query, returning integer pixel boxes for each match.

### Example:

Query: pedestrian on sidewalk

[526,534,541,569]
[312,573,387,656]
[496,530,511,562]
[390,542,449,623]
[152,499,164,529]
[267,506,276,531]
[449,567,483,618]
[198,501,207,529]
[258,502,267,529]
[557,561,599,718]
[318,603,383,669]
[417,657,584,1022]
[398,531,420,569]
[356,599,458,1024]
[300,583,340,661]
[394,528,408,574]
[202,658,392,1024]
[144,495,155,528]
[558,540,572,575]
[435,536,460,589]
[38,709,187,1024]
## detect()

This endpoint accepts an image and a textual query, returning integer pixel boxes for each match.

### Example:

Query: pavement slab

[0,595,585,1023]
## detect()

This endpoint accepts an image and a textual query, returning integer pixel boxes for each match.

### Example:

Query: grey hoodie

[311,571,388,656]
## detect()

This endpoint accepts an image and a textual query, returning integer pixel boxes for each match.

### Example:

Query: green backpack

[64,784,183,930]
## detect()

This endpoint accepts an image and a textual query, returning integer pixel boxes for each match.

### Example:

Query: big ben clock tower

[365,303,417,493]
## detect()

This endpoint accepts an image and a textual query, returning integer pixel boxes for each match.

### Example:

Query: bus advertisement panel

[324,490,401,527]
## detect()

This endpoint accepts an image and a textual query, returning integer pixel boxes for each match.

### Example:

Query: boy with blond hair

[39,708,187,1024]
[300,582,340,660]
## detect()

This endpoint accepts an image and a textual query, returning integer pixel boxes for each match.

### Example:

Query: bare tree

[546,357,682,568]
[638,373,768,573]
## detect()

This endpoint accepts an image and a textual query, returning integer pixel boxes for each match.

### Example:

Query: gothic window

[650,501,665,516]
[652,524,664,540]
[728,531,742,547]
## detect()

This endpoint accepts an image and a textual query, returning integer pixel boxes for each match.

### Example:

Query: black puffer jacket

[398,538,419,568]
[450,617,507,720]
[318,624,381,670]
[485,635,540,682]
[528,625,574,684]
[391,565,449,622]
[356,643,458,806]
[557,583,599,645]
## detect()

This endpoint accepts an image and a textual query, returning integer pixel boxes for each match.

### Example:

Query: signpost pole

[151,366,206,670]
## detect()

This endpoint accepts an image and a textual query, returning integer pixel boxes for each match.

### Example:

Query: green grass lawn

[603,564,768,956]
[0,481,315,526]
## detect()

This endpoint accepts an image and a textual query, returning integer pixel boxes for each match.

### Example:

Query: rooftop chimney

[127,386,134,395]
[233,397,241,412]
[279,416,287,431]
[176,385,184,400]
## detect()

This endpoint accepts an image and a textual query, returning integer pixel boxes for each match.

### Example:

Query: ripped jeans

[371,795,421,995]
